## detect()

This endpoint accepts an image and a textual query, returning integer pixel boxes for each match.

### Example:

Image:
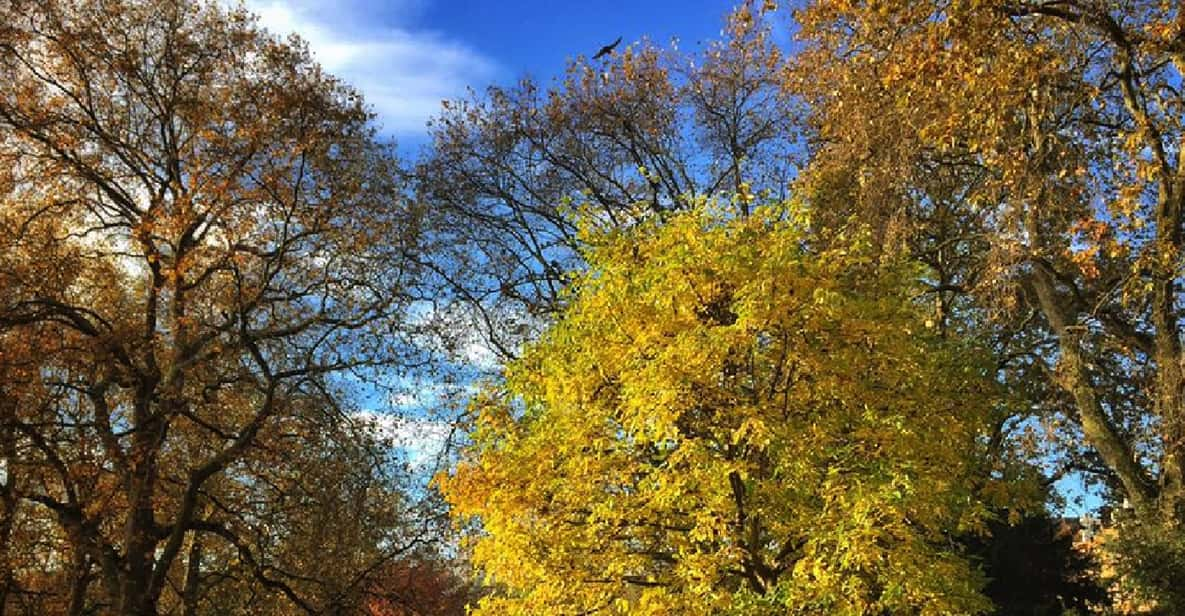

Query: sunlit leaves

[440,203,1001,615]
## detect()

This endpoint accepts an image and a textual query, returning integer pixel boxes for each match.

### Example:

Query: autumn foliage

[789,0,1185,606]
[6,0,1183,612]
[440,205,1005,615]
[0,0,425,613]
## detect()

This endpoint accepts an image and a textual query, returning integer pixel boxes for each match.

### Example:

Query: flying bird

[592,36,622,60]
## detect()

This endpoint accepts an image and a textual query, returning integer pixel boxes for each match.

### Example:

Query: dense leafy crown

[440,204,1002,615]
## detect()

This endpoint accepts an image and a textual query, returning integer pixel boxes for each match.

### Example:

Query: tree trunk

[1030,269,1158,514]
[66,552,91,616]
[181,534,203,616]
[1153,177,1185,524]
[0,396,17,616]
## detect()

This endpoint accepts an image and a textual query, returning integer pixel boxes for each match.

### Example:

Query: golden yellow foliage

[440,203,1002,615]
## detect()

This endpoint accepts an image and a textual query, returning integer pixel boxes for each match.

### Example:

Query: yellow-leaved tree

[439,203,1004,615]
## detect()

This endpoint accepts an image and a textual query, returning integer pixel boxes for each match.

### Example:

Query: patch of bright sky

[337,298,498,473]
[244,0,500,138]
[357,410,456,471]
[1056,474,1105,518]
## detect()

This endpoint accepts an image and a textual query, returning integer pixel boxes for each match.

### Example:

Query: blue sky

[244,0,739,145]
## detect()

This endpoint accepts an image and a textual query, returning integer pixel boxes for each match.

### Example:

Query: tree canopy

[8,0,1183,612]
[788,0,1185,606]
[792,0,1185,522]
[440,204,1006,615]
[0,0,428,613]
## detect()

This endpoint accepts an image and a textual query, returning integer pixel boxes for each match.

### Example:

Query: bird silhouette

[592,36,622,60]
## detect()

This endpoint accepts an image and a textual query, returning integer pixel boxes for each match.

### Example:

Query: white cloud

[244,0,500,137]
[357,411,454,470]
[404,299,531,373]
